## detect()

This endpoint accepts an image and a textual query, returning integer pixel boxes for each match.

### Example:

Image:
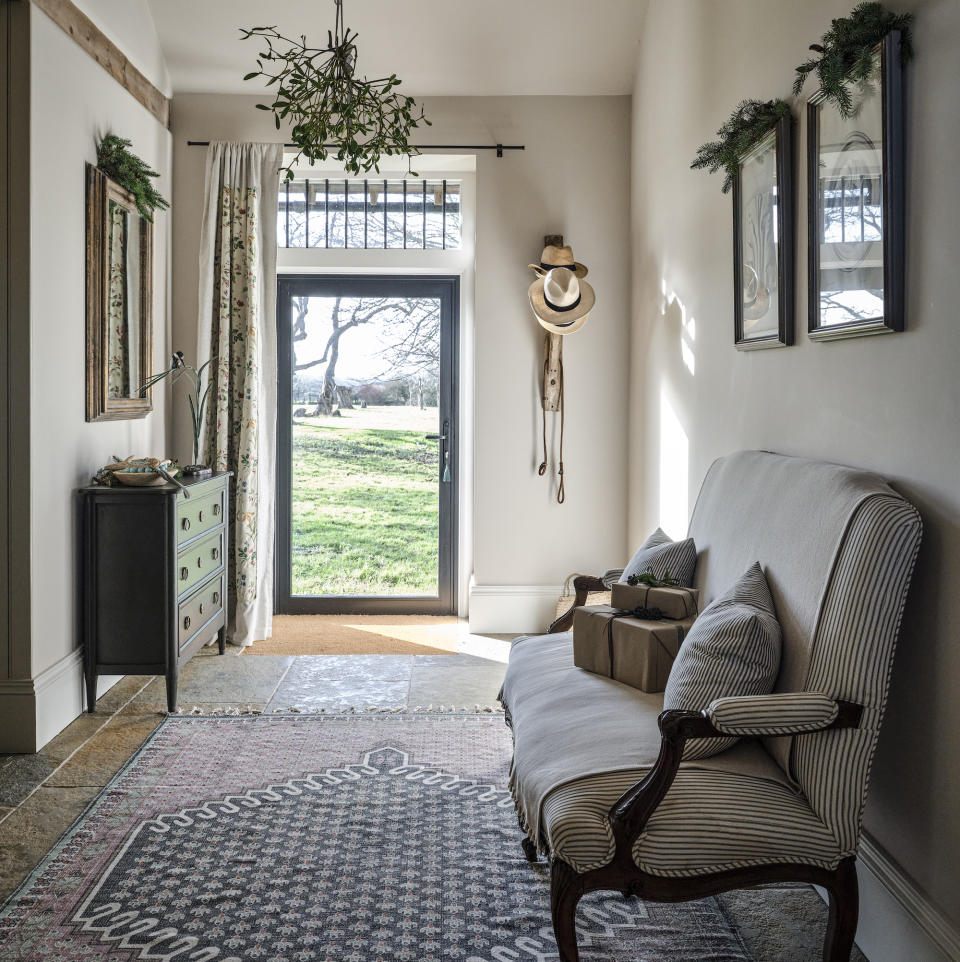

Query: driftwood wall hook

[535,234,567,503]
[529,232,594,503]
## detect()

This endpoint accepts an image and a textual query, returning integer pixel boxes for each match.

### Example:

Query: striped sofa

[499,450,922,962]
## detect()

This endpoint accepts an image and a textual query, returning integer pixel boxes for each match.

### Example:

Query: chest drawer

[177,485,225,545]
[179,575,225,648]
[177,529,224,597]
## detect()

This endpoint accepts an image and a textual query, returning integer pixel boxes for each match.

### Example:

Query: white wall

[71,0,171,95]
[630,0,960,955]
[170,94,632,631]
[26,3,171,741]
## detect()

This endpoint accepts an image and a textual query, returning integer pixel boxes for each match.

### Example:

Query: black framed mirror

[733,114,794,349]
[85,163,153,421]
[807,32,905,340]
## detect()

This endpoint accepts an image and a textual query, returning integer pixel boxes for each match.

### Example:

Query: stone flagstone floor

[0,628,865,961]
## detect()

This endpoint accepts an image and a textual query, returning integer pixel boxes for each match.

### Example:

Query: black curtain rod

[185,141,523,157]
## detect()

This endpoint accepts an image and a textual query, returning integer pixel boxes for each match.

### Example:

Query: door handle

[428,419,452,483]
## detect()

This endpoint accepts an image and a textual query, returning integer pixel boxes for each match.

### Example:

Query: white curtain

[197,142,283,646]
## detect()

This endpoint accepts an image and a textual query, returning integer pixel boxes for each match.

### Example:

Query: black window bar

[278,178,462,250]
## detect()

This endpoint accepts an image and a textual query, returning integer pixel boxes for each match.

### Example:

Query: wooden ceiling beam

[29,0,170,128]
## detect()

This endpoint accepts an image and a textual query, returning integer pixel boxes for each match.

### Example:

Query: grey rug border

[0,713,757,962]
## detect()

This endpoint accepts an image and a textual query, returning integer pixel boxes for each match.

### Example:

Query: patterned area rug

[0,715,752,961]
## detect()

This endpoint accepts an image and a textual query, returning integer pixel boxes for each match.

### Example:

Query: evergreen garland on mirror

[96,134,170,222]
[241,0,430,180]
[793,2,913,117]
[690,99,791,194]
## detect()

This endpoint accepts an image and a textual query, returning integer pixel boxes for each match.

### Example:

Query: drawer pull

[213,591,221,604]
[183,615,191,630]
[197,557,203,569]
[180,566,188,581]
[198,603,205,615]
[212,547,220,561]
[181,518,190,531]
[213,504,221,516]
[198,510,205,522]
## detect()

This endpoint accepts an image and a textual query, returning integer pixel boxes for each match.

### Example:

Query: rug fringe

[169,704,505,717]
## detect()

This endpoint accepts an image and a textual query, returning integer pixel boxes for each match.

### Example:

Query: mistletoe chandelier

[241,0,430,179]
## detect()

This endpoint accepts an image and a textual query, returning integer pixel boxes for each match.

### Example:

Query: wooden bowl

[114,470,166,487]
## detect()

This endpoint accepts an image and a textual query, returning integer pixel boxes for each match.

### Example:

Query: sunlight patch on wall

[661,279,696,377]
[681,314,696,375]
[659,386,689,539]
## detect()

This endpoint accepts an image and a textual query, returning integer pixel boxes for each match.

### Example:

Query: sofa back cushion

[620,527,697,587]
[687,451,921,851]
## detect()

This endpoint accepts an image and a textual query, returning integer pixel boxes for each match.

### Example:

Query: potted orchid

[143,351,215,475]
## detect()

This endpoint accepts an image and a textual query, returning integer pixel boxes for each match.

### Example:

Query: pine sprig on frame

[691,99,791,194]
[96,134,170,222]
[793,2,913,117]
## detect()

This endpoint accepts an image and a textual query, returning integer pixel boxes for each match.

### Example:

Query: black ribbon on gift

[621,605,665,621]
[605,610,687,675]
[616,582,698,620]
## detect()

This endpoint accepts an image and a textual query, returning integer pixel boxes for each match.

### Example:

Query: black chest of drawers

[79,471,232,713]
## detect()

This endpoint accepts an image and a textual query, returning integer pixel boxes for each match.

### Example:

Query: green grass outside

[291,414,439,595]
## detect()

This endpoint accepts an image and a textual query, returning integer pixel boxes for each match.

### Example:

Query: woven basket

[555,573,611,622]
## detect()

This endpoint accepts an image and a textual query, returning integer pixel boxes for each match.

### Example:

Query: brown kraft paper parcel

[572,604,697,693]
[609,582,699,620]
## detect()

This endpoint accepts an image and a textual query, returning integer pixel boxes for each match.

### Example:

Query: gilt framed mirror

[85,163,153,421]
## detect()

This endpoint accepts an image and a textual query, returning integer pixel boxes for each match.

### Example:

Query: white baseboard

[0,650,122,752]
[816,835,960,962]
[33,649,86,749]
[853,834,960,962]
[468,583,561,634]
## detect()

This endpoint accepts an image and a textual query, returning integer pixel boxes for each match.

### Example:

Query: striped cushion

[707,692,839,736]
[600,568,625,588]
[545,768,840,876]
[620,528,697,587]
[663,563,781,759]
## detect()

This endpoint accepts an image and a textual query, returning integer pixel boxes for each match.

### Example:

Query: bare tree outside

[292,296,440,415]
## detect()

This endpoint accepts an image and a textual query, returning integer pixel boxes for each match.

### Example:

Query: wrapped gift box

[573,604,696,693]
[609,582,699,620]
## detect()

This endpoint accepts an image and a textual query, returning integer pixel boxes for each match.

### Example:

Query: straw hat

[527,244,589,279]
[528,267,595,335]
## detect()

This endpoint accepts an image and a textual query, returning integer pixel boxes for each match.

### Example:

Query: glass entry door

[276,275,458,614]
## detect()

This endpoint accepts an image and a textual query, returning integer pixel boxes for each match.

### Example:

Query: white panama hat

[528,267,595,335]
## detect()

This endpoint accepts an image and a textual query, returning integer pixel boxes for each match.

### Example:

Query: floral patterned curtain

[197,143,283,646]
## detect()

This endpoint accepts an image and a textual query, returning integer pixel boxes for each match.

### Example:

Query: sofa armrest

[606,699,862,864]
[547,575,608,633]
[706,693,862,736]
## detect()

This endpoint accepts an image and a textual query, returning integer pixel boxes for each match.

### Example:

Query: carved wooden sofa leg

[550,858,584,962]
[521,837,539,862]
[824,858,859,962]
[537,708,869,962]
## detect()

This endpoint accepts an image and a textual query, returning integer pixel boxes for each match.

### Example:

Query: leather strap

[538,334,566,504]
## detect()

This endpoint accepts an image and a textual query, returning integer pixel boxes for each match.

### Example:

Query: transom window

[278,178,462,250]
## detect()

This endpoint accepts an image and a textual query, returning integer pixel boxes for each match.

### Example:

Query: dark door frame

[275,273,459,615]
